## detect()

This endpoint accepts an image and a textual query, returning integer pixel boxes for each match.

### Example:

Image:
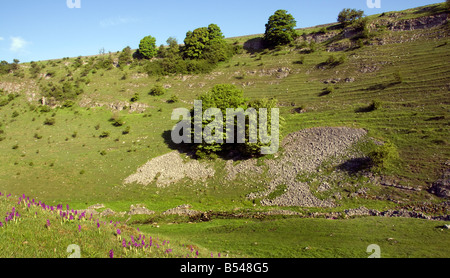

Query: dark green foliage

[321,86,335,96]
[118,46,132,67]
[139,36,157,59]
[39,105,52,113]
[43,118,56,126]
[183,27,210,59]
[0,92,17,107]
[167,95,179,103]
[157,45,167,58]
[264,10,298,47]
[369,100,383,111]
[144,25,231,76]
[320,54,347,68]
[0,61,12,75]
[393,71,403,84]
[12,111,19,118]
[338,8,364,26]
[149,84,166,96]
[193,84,248,157]
[368,141,399,171]
[352,17,370,39]
[109,115,124,127]
[72,57,83,69]
[62,100,75,108]
[130,93,140,103]
[183,24,232,63]
[96,55,114,70]
[99,131,110,138]
[29,62,41,78]
[188,84,282,158]
[122,126,131,135]
[40,81,83,101]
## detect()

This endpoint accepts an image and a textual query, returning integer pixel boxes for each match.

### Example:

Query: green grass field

[0,3,449,258]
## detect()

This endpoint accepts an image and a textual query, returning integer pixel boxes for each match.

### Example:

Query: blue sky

[0,0,443,63]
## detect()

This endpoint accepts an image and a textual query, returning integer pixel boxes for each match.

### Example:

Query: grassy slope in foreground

[0,193,219,258]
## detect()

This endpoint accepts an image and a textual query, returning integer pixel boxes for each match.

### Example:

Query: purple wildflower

[0,222,3,227]
[109,249,114,258]
[46,219,51,227]
[122,239,127,248]
[78,225,81,232]
[117,229,121,235]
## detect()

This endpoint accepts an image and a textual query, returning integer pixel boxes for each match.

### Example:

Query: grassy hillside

[0,3,449,258]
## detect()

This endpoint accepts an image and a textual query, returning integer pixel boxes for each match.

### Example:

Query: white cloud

[100,16,138,28]
[0,37,4,41]
[10,37,29,52]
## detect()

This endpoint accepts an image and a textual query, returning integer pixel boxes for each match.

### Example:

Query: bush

[12,111,19,118]
[338,8,364,26]
[393,71,403,84]
[149,84,166,96]
[118,46,132,67]
[44,118,56,126]
[368,141,399,171]
[99,131,110,138]
[322,86,335,96]
[109,115,124,127]
[130,93,140,103]
[122,126,131,135]
[39,105,52,113]
[368,100,383,111]
[62,100,75,108]
[324,54,347,67]
[167,95,179,103]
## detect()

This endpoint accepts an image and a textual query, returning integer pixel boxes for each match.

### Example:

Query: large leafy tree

[264,10,298,47]
[183,27,210,59]
[183,24,230,61]
[139,35,157,59]
[190,84,281,158]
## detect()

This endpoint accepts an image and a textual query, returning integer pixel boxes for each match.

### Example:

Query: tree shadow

[162,130,195,158]
[364,82,399,92]
[336,157,372,175]
[161,130,256,161]
[243,38,266,54]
